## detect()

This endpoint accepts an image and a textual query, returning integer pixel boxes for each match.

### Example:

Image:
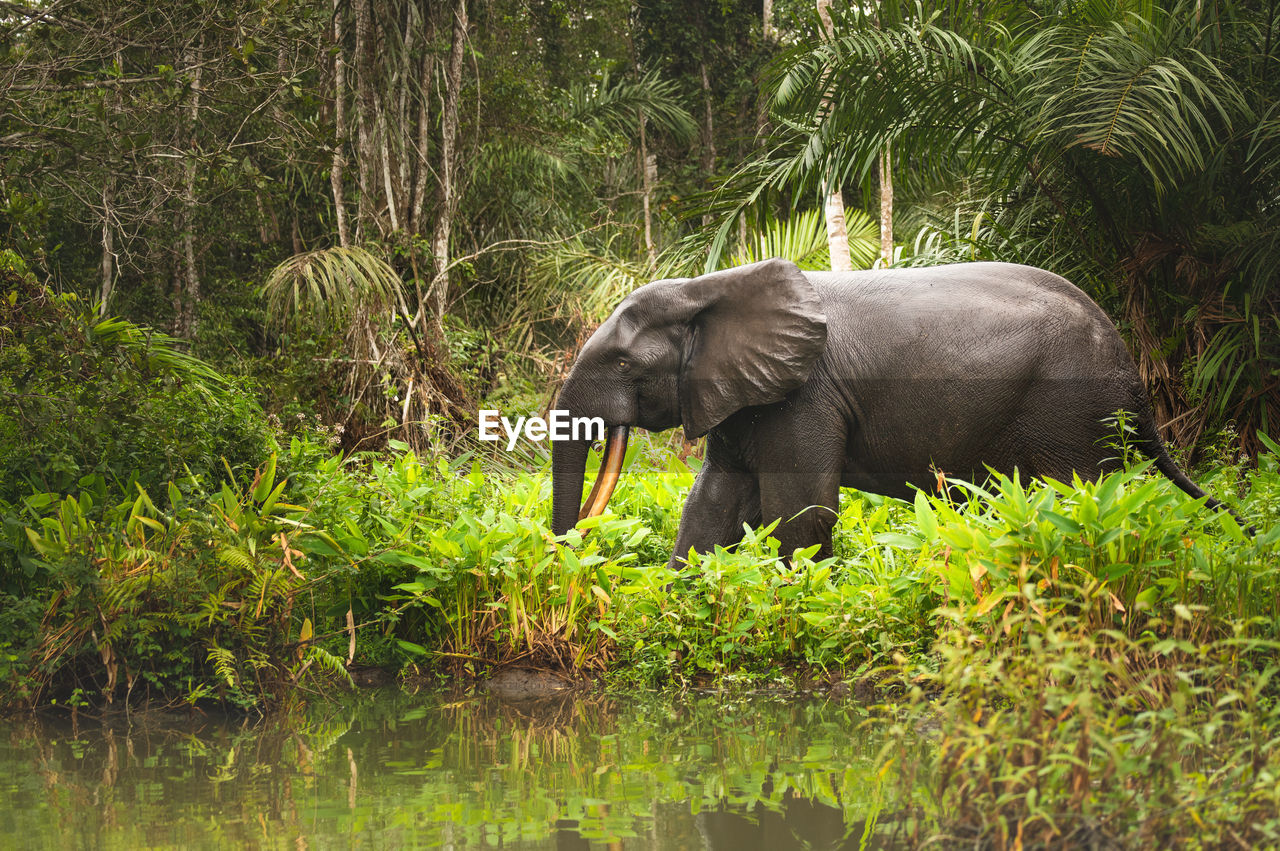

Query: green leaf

[252,454,277,503]
[1218,510,1245,543]
[1040,510,1082,535]
[913,491,938,542]
[873,532,923,549]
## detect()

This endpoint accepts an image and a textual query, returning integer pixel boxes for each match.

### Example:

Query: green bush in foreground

[876,600,1280,848]
[8,454,349,710]
[862,440,1280,848]
[1,429,1275,714]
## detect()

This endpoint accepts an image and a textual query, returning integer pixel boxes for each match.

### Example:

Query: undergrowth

[2,429,1276,710]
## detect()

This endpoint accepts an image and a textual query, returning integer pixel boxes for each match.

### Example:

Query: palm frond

[726,208,879,271]
[91,316,227,386]
[568,70,698,147]
[526,233,704,325]
[261,246,405,325]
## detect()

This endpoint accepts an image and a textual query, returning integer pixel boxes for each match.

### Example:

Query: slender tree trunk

[254,188,274,243]
[409,4,436,317]
[823,190,853,271]
[99,183,114,317]
[816,0,852,272]
[395,0,413,227]
[429,0,467,330]
[409,43,433,235]
[379,114,401,232]
[879,146,893,266]
[353,0,377,234]
[332,0,351,247]
[699,61,715,227]
[98,49,120,318]
[874,3,893,267]
[638,108,656,268]
[175,39,203,338]
[755,9,772,191]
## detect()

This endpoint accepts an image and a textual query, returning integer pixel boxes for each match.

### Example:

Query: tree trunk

[763,0,775,42]
[824,190,853,272]
[379,113,401,232]
[353,0,377,235]
[874,2,893,268]
[395,0,414,229]
[879,146,893,266]
[98,183,114,317]
[429,0,467,330]
[638,107,657,268]
[409,47,433,235]
[816,0,851,272]
[331,0,351,247]
[699,61,716,227]
[98,50,120,318]
[175,39,203,338]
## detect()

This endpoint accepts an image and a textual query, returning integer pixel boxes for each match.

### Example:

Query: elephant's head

[551,258,828,535]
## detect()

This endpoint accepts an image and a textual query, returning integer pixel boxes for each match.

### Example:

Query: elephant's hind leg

[757,415,846,561]
[668,449,761,571]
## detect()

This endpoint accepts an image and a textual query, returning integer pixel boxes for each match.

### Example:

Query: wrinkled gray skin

[552,258,1228,569]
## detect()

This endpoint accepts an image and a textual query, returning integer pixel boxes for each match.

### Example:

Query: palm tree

[737,0,1278,454]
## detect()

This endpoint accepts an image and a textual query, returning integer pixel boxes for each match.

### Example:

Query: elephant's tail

[1137,414,1255,535]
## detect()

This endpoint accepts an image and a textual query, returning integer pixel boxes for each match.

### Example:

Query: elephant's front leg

[668,451,761,572]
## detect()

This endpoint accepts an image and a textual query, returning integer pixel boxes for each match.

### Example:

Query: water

[0,687,899,849]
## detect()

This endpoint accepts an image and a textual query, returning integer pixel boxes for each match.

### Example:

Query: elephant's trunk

[551,425,629,535]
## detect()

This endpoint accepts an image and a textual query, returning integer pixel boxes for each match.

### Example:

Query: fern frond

[302,646,355,690]
[207,645,240,689]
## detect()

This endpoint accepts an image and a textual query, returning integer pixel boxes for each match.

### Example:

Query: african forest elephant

[551,259,1235,569]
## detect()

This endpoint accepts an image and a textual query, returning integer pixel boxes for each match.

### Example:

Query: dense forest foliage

[3,0,1280,843]
[3,0,1274,455]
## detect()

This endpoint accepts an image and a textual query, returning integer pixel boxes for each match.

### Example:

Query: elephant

[551,258,1237,569]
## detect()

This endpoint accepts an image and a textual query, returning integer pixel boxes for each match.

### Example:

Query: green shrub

[3,396,1277,715]
[876,599,1280,848]
[6,455,350,710]
[0,250,273,529]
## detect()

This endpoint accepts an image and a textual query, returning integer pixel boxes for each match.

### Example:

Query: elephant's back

[805,262,1129,381]
[805,262,1108,325]
[800,262,1148,493]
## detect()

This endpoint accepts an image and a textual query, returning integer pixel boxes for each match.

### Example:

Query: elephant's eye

[617,358,630,371]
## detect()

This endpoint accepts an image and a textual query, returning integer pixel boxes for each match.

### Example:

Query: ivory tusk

[579,425,629,521]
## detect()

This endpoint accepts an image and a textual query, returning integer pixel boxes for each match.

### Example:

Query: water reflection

[0,685,902,848]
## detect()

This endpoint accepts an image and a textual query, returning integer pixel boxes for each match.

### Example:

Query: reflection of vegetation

[0,690,899,848]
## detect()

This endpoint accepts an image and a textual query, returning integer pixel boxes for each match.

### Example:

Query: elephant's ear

[678,258,828,439]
